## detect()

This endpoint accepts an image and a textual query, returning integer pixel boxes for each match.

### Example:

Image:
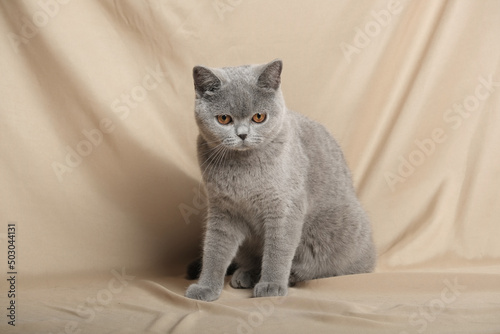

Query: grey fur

[185,60,376,301]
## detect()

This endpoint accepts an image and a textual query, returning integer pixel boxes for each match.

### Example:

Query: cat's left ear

[257,59,282,90]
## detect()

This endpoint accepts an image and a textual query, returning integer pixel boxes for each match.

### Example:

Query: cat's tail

[186,257,239,280]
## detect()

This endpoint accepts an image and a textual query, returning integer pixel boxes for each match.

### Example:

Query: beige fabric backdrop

[1,0,499,333]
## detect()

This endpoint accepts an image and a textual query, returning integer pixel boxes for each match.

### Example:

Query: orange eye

[217,114,232,125]
[252,113,266,123]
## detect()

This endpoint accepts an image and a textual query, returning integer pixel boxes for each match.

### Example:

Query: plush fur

[185,60,376,301]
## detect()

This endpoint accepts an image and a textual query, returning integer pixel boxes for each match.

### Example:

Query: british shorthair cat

[185,60,376,301]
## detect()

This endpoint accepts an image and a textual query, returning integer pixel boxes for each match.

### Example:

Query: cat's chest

[206,157,284,207]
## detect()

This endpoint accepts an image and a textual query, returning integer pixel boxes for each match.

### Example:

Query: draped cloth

[1,1,499,332]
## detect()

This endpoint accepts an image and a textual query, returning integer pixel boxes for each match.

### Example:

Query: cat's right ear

[193,66,221,98]
[257,59,282,91]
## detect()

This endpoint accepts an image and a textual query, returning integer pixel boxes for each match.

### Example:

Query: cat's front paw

[185,283,220,302]
[253,282,288,298]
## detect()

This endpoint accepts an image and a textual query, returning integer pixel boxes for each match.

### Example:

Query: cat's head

[192,59,286,151]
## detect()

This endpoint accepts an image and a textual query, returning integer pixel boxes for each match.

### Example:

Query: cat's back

[288,110,345,164]
[287,109,354,196]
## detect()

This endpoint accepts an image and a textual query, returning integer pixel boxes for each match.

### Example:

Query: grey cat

[185,59,376,302]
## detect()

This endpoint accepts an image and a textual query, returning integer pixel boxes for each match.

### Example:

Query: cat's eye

[217,114,232,125]
[252,113,266,123]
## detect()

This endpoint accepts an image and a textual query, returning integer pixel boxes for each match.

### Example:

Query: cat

[185,59,376,301]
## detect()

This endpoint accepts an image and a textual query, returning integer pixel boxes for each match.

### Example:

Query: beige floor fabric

[1,0,500,333]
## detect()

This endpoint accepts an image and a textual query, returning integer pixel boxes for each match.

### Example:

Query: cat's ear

[193,66,221,97]
[257,59,282,90]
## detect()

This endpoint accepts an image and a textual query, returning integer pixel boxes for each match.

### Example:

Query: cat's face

[193,60,285,151]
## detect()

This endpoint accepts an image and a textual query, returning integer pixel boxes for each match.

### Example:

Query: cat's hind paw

[230,269,258,289]
[185,283,220,302]
[253,282,288,298]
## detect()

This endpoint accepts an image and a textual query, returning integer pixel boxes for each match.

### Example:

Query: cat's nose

[238,133,247,141]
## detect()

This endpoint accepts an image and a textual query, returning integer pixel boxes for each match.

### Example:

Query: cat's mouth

[232,141,253,151]
[223,138,257,151]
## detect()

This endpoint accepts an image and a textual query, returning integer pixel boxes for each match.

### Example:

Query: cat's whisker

[210,145,229,180]
[199,143,224,167]
[198,144,224,160]
[202,144,228,180]
[202,149,225,195]
[197,143,228,196]
[198,145,224,183]
[201,149,223,178]
[199,139,223,147]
